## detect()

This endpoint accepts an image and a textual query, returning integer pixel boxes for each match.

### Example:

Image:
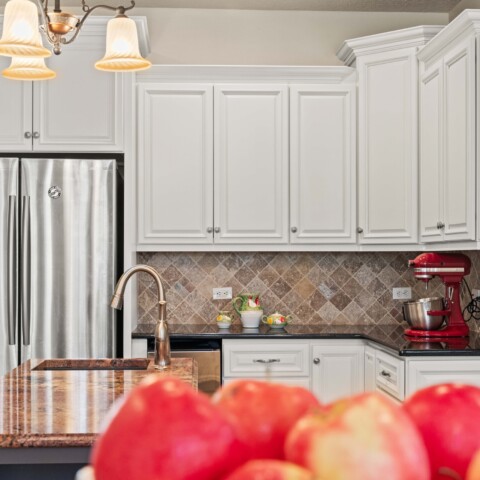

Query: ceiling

[0,0,463,12]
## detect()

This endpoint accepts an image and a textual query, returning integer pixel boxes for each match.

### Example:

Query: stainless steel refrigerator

[0,157,118,377]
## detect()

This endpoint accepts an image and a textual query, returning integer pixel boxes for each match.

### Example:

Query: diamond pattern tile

[136,251,480,332]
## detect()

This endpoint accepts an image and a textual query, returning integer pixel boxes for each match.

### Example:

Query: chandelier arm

[62,1,135,45]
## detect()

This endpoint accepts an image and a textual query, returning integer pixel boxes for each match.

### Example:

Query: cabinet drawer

[375,350,405,401]
[223,341,309,377]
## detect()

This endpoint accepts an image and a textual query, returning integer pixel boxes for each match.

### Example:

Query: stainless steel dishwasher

[148,338,221,395]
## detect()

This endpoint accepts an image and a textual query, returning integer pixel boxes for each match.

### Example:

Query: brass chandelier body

[0,0,151,80]
[40,0,135,54]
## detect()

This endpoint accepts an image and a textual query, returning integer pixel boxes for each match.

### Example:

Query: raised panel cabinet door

[214,84,289,244]
[33,37,123,152]
[0,56,33,151]
[419,60,444,242]
[290,85,355,244]
[406,359,480,397]
[442,37,476,241]
[137,84,214,245]
[311,345,364,403]
[357,49,418,244]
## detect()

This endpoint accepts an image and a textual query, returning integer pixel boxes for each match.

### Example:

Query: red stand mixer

[406,252,471,338]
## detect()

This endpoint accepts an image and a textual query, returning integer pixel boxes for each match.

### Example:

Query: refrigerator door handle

[7,195,17,345]
[21,196,31,347]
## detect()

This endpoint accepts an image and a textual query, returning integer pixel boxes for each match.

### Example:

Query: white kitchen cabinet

[222,339,310,379]
[311,341,365,403]
[214,84,289,244]
[364,345,376,391]
[418,14,477,243]
[338,26,442,244]
[0,56,32,151]
[0,17,132,153]
[289,84,356,244]
[222,339,364,403]
[137,84,214,245]
[135,66,355,251]
[406,358,480,397]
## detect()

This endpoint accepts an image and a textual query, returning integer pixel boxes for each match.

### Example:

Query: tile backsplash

[137,251,480,332]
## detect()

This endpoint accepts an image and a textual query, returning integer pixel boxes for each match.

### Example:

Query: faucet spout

[111,265,170,368]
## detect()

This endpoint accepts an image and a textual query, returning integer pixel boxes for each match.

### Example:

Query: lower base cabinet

[405,358,480,397]
[311,341,364,403]
[222,339,365,403]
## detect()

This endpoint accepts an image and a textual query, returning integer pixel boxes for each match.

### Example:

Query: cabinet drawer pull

[206,227,213,233]
[437,221,445,229]
[24,132,32,139]
[253,359,280,364]
[291,226,298,233]
[313,358,320,365]
[380,370,391,378]
[357,227,363,234]
[214,227,220,233]
[33,131,40,139]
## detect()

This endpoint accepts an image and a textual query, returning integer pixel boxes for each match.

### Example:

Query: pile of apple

[91,376,480,480]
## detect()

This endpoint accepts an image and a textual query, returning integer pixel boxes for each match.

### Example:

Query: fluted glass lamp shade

[0,0,51,58]
[95,16,151,72]
[3,55,56,80]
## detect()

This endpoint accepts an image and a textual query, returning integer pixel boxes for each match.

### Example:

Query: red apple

[285,392,430,480]
[213,379,320,462]
[404,383,480,480]
[224,460,313,480]
[91,376,238,480]
[467,449,480,480]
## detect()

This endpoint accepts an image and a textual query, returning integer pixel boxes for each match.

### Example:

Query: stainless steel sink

[32,358,150,371]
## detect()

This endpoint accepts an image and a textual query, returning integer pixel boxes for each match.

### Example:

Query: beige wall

[133,9,448,65]
[450,0,480,18]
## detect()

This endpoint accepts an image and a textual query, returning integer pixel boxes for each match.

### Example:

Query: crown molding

[337,25,444,66]
[418,9,480,61]
[136,65,356,83]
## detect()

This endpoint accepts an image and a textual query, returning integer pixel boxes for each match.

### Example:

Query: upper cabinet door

[357,49,418,244]
[33,37,123,152]
[214,84,289,244]
[442,37,476,241]
[419,60,444,242]
[0,56,33,151]
[137,84,214,246]
[290,85,355,243]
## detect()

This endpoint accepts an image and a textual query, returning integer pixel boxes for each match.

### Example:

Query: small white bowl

[217,322,231,329]
[240,310,263,328]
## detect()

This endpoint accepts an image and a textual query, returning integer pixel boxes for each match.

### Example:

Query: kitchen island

[0,357,197,479]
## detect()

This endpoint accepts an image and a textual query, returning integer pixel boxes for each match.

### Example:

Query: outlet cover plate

[393,287,412,300]
[213,287,232,300]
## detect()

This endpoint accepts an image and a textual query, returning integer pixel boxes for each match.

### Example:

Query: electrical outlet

[393,287,412,300]
[473,289,480,298]
[213,287,232,300]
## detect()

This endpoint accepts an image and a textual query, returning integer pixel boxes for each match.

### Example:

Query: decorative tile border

[137,251,480,332]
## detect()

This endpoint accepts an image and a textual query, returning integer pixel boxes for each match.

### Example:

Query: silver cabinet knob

[313,358,320,365]
[291,226,298,233]
[214,227,220,233]
[437,221,445,229]
[33,132,40,139]
[206,227,213,233]
[357,227,363,234]
[24,132,32,139]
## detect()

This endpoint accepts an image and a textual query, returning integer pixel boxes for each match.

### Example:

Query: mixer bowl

[402,297,445,330]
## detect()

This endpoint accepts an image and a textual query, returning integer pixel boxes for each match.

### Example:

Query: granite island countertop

[133,323,480,356]
[0,357,197,449]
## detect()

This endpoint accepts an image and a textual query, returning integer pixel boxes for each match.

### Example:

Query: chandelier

[0,0,152,80]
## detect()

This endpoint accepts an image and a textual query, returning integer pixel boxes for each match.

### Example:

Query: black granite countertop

[132,323,480,356]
